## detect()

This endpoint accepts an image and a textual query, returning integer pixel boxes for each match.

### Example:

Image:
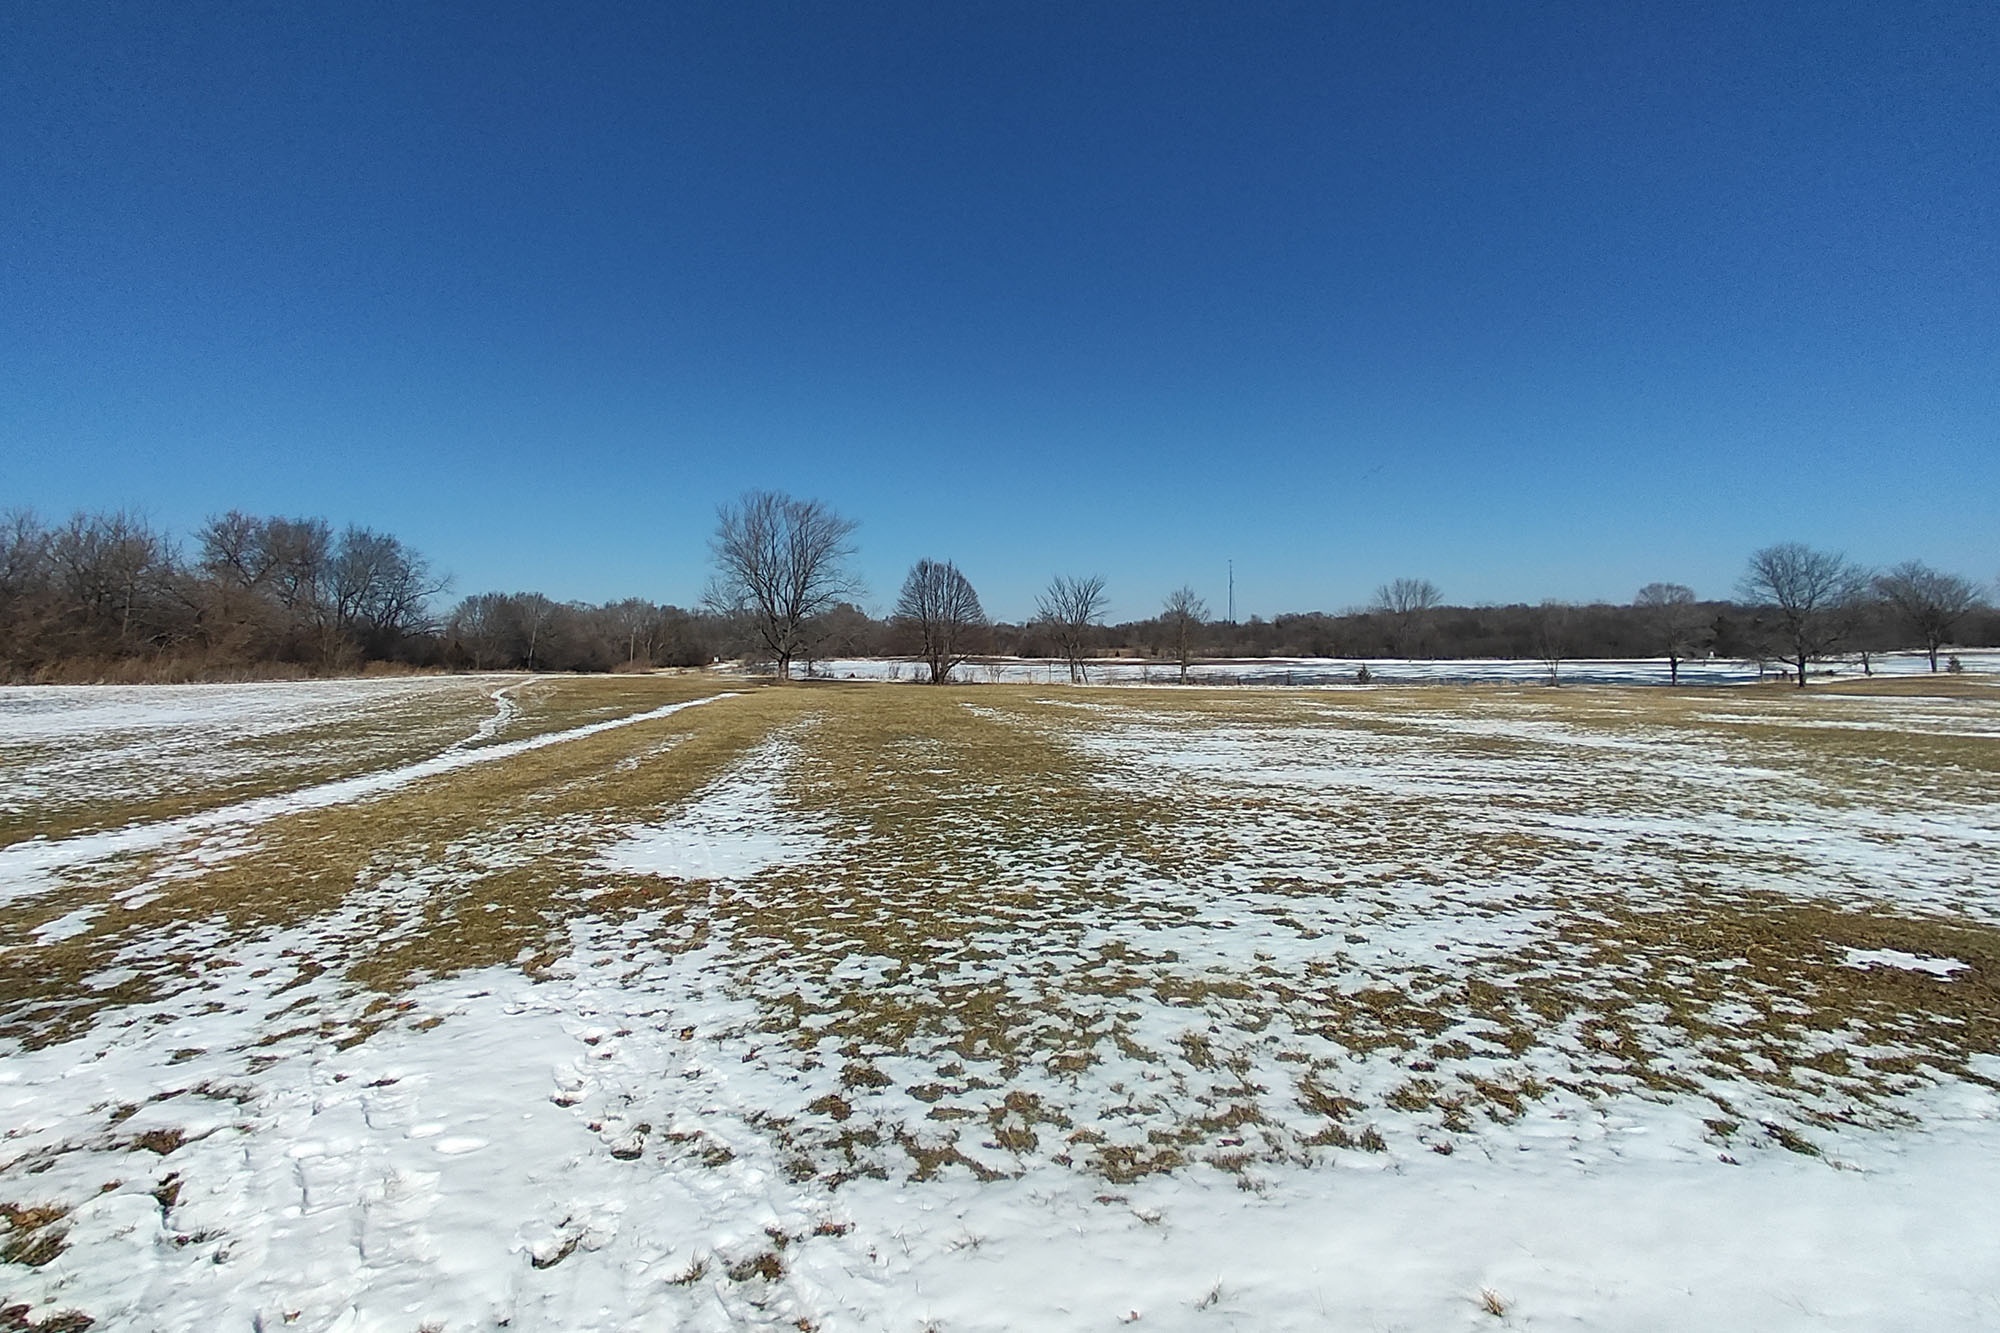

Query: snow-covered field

[2,672,1998,1331]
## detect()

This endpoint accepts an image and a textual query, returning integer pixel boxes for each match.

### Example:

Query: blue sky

[4,2,1995,622]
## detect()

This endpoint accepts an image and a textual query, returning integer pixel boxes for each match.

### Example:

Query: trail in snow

[0,691,740,907]
[442,679,532,754]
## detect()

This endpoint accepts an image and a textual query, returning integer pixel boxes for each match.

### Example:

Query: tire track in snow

[0,691,742,907]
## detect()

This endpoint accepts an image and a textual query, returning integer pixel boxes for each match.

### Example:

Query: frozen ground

[0,674,709,846]
[1,673,1997,1331]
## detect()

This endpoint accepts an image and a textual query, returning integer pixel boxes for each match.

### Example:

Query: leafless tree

[1634,582,1711,684]
[1738,543,1868,688]
[1875,562,1983,672]
[328,526,446,660]
[608,597,659,666]
[1161,585,1207,683]
[48,511,173,654]
[448,592,514,668]
[705,490,860,681]
[516,592,557,670]
[1533,599,1572,684]
[1036,573,1108,683]
[895,558,987,684]
[1372,577,1441,658]
[0,511,54,668]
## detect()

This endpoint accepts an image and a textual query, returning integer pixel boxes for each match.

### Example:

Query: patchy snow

[3,913,1997,1332]
[5,681,2000,1330]
[0,675,514,822]
[1844,948,1969,978]
[0,689,739,908]
[601,735,831,882]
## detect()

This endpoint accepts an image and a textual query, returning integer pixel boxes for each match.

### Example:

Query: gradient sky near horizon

[4,2,1996,622]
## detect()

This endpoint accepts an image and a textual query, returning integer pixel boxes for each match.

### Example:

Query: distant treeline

[816,600,2000,668]
[2,507,1993,683]
[0,509,723,681]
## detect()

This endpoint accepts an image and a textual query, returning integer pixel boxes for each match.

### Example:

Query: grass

[0,673,783,1045]
[4,673,1998,1193]
[0,671,734,845]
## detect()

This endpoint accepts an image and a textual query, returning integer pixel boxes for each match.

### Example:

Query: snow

[4,919,1996,1331]
[1844,948,1969,978]
[600,733,830,883]
[0,675,512,822]
[0,687,739,908]
[4,676,1999,1329]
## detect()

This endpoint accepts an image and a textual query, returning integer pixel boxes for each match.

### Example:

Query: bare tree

[516,592,557,671]
[1738,543,1867,688]
[1372,577,1442,658]
[0,511,54,669]
[1634,582,1711,685]
[1036,573,1108,683]
[705,490,860,681]
[448,592,513,668]
[1533,599,1572,685]
[608,597,660,666]
[1875,561,1983,672]
[1161,585,1207,683]
[330,527,446,657]
[48,511,173,654]
[895,558,987,684]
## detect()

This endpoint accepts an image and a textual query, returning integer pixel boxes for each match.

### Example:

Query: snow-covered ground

[813,648,2000,686]
[2,676,1998,1330]
[0,676,514,836]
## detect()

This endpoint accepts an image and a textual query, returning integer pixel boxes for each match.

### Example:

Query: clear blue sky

[4,2,1996,622]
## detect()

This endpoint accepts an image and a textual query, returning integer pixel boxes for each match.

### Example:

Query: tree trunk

[1794,651,1807,687]
[1668,653,1679,685]
[1930,644,1941,673]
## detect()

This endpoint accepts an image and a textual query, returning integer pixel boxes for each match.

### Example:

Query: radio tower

[1227,560,1235,624]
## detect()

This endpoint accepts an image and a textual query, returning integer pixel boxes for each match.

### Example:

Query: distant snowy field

[2,673,1998,1331]
[814,648,2000,686]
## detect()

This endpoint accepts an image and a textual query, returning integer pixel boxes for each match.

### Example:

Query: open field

[3,670,1999,1330]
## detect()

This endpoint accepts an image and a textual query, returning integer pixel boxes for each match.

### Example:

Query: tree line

[706,493,1997,687]
[3,501,1992,684]
[0,508,726,681]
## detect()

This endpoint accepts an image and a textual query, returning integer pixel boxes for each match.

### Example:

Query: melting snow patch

[31,905,101,943]
[602,823,827,881]
[599,734,829,882]
[1843,948,1968,978]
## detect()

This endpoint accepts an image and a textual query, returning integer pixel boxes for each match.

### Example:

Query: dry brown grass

[6,675,1998,1186]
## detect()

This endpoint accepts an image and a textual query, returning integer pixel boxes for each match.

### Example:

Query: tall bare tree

[1372,577,1441,658]
[1533,599,1572,684]
[1161,585,1207,683]
[1739,543,1867,687]
[705,490,860,681]
[48,511,173,655]
[1875,561,1983,672]
[607,597,660,666]
[328,526,446,661]
[1036,573,1107,683]
[1634,582,1711,684]
[0,512,56,670]
[516,591,557,671]
[895,558,987,684]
